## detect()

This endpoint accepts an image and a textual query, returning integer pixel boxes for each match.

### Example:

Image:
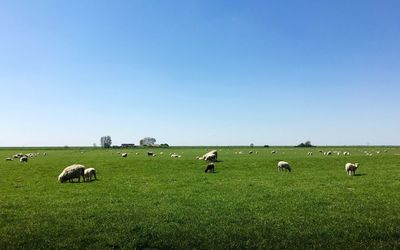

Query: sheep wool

[58,164,85,183]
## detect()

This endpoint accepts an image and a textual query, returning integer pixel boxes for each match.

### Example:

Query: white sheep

[277,161,291,172]
[20,156,28,163]
[122,153,128,157]
[84,168,97,182]
[201,150,218,162]
[345,163,359,176]
[307,152,313,156]
[5,157,13,161]
[271,150,276,154]
[58,164,85,183]
[171,154,181,158]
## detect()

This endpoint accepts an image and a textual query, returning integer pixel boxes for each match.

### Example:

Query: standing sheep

[84,168,97,182]
[201,150,218,162]
[277,161,291,172]
[204,154,217,162]
[58,164,85,183]
[20,156,28,163]
[121,153,128,157]
[345,163,359,176]
[205,163,215,173]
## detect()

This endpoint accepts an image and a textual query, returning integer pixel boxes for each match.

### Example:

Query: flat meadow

[1,147,399,249]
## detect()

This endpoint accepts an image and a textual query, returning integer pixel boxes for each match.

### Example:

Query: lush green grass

[1,147,400,249]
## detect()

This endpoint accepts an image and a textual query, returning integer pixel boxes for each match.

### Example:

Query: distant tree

[160,143,169,148]
[100,136,112,148]
[263,145,269,148]
[140,137,156,146]
[296,140,314,147]
[250,143,254,147]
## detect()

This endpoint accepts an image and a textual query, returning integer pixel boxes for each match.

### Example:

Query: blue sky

[1,0,399,146]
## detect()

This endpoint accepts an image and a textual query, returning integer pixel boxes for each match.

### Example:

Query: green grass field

[1,147,399,249]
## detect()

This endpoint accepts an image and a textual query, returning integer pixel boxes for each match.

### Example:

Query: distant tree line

[295,141,314,147]
[98,136,169,148]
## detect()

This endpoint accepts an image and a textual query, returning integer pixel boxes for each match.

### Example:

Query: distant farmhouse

[121,143,136,148]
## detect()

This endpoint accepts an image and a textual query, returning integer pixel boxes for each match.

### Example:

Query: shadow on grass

[353,173,367,177]
[63,179,100,184]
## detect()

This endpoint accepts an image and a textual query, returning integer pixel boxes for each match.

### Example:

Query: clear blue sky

[1,0,399,146]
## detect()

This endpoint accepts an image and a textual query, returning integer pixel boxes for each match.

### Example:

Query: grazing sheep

[58,164,85,183]
[171,154,181,158]
[43,152,47,156]
[204,154,217,162]
[255,151,258,154]
[307,152,313,156]
[201,150,218,162]
[277,161,291,172]
[238,151,243,154]
[271,151,276,154]
[249,151,253,154]
[147,151,154,156]
[345,163,359,176]
[122,153,128,157]
[20,156,28,163]
[5,158,12,161]
[205,163,215,173]
[84,168,97,182]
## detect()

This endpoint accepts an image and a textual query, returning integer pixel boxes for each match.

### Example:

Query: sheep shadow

[353,173,367,177]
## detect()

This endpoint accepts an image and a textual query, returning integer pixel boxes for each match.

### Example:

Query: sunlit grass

[1,147,399,249]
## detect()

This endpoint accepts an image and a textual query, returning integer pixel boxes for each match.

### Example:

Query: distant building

[121,144,136,148]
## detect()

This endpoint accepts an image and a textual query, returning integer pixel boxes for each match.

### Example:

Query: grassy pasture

[1,147,400,249]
